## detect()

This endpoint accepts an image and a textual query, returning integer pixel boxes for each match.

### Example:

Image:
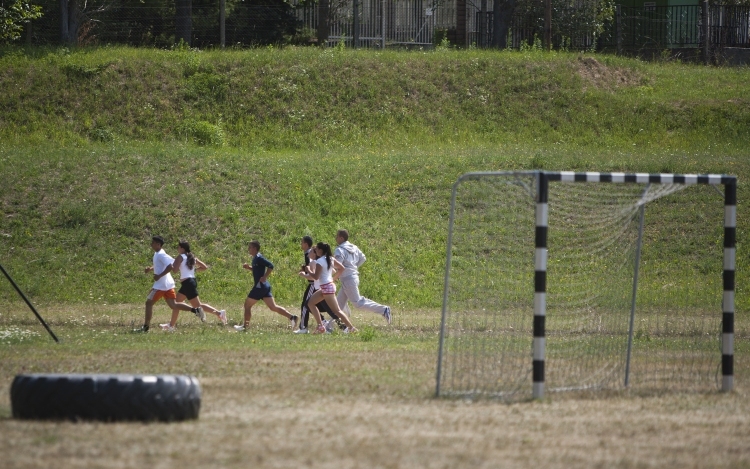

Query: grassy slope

[0,46,748,310]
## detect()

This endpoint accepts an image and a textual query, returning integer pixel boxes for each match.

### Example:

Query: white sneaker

[219,310,227,325]
[324,319,334,333]
[294,328,309,334]
[233,325,245,331]
[343,327,358,334]
[160,323,176,332]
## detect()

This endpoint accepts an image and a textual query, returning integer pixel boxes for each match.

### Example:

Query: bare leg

[167,308,180,328]
[188,296,222,318]
[323,294,356,330]
[165,293,190,327]
[165,297,194,313]
[144,299,155,327]
[261,297,293,319]
[306,290,326,329]
[162,298,194,328]
[242,297,258,329]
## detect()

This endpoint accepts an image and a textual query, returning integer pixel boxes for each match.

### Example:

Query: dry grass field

[0,304,748,469]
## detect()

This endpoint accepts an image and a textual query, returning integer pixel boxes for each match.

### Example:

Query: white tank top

[315,257,334,285]
[179,253,195,280]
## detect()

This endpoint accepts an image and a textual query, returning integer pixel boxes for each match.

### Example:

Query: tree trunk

[491,0,516,49]
[59,0,69,44]
[59,0,79,45]
[317,0,330,46]
[175,0,192,46]
[68,0,81,45]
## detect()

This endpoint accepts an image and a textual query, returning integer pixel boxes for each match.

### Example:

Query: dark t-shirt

[304,249,313,284]
[251,253,274,285]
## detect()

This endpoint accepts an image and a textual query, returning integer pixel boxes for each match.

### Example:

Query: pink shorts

[320,282,336,295]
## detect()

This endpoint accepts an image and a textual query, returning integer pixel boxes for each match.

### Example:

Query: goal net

[436,171,736,400]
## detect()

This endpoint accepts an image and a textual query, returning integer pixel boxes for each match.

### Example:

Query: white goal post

[436,171,736,400]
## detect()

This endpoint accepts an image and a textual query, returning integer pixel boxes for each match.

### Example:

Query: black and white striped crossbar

[533,171,737,399]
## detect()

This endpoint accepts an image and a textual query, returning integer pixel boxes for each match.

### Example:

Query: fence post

[544,0,552,50]
[220,0,225,48]
[353,0,359,48]
[616,4,622,55]
[382,0,386,48]
[480,0,487,47]
[702,0,710,64]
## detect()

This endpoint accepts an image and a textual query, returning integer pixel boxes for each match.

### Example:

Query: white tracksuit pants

[336,274,387,316]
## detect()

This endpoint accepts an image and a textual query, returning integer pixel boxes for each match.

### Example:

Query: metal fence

[596,4,750,53]
[14,0,750,51]
[709,4,750,47]
[292,0,457,47]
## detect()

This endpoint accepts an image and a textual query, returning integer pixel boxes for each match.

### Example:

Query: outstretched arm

[195,258,208,271]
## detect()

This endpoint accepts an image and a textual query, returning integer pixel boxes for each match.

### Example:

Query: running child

[160,240,227,331]
[297,236,338,334]
[234,240,298,331]
[135,235,202,332]
[302,242,358,334]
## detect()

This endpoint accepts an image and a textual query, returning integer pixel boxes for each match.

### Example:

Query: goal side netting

[436,171,736,400]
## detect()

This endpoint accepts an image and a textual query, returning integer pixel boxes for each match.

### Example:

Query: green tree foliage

[0,0,42,41]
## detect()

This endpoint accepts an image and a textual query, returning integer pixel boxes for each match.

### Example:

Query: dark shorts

[248,282,272,300]
[178,278,199,300]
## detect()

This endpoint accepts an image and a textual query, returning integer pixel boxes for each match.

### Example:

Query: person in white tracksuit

[334,229,391,324]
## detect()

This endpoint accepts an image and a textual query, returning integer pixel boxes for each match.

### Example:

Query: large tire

[11,374,201,422]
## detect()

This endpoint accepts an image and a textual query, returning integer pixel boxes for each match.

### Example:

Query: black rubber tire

[11,374,201,422]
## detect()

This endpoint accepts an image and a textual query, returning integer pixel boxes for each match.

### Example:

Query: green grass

[1,46,749,151]
[0,45,748,311]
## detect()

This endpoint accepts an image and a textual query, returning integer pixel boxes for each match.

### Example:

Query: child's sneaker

[233,325,246,331]
[160,323,176,332]
[343,327,358,334]
[219,310,227,325]
[313,324,327,334]
[294,328,309,334]
[193,307,206,322]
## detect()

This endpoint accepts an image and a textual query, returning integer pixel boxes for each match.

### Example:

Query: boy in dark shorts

[234,240,298,331]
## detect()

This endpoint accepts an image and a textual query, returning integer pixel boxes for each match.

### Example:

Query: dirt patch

[576,56,645,91]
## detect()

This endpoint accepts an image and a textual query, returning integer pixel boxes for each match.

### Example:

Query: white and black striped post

[533,172,549,399]
[723,178,736,392]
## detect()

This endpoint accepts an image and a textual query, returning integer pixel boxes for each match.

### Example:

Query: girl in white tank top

[160,240,227,330]
[178,253,196,280]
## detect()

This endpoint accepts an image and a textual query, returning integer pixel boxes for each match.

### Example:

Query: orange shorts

[147,288,177,302]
